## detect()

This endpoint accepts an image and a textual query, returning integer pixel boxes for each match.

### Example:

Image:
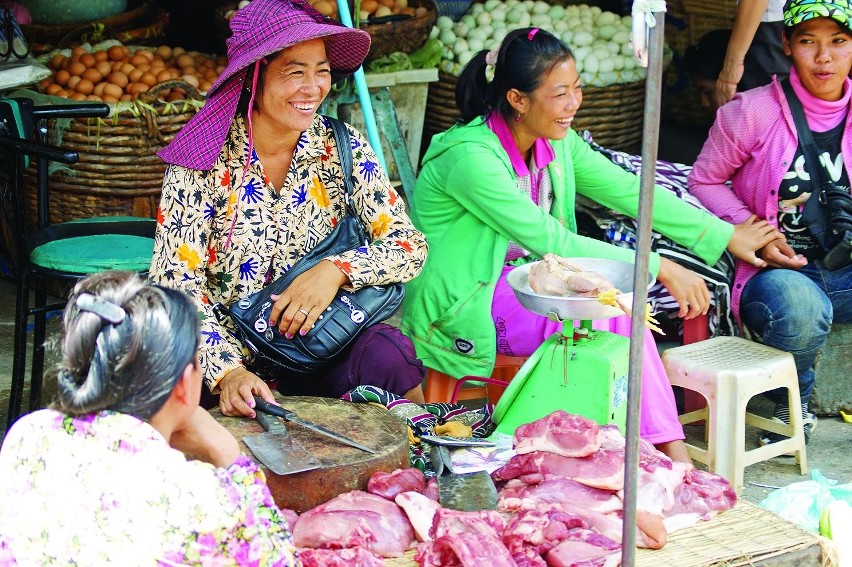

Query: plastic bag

[759,469,852,533]
[0,8,51,90]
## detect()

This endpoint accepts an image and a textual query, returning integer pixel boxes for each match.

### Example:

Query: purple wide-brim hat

[159,0,371,170]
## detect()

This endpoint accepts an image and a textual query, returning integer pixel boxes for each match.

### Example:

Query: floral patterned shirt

[150,115,427,390]
[0,409,298,566]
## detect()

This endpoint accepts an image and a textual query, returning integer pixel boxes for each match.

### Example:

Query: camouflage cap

[784,0,852,30]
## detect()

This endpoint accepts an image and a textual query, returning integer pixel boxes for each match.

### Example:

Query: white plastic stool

[661,336,808,494]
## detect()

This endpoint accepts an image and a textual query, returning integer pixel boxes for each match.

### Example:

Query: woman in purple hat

[150,0,428,418]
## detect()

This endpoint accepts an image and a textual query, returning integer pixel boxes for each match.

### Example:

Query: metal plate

[506,258,653,321]
[243,433,322,476]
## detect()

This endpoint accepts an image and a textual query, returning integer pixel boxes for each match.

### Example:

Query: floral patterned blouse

[150,114,427,391]
[0,409,298,566]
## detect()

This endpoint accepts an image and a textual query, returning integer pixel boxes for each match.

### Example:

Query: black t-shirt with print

[777,120,850,260]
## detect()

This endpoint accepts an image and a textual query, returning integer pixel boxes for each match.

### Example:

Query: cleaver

[430,444,498,511]
[243,410,322,476]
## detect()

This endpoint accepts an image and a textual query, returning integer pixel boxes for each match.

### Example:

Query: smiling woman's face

[784,17,852,101]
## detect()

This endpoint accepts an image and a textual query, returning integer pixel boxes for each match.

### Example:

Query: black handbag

[226,117,405,374]
[781,78,852,269]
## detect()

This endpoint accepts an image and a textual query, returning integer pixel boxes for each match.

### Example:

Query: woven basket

[682,0,736,45]
[424,72,646,155]
[22,80,204,224]
[433,0,473,20]
[361,0,437,61]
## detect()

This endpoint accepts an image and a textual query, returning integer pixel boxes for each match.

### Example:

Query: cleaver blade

[244,411,322,476]
[430,444,498,511]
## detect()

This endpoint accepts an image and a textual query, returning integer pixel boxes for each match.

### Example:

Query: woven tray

[361,0,437,61]
[424,72,646,155]
[22,80,204,223]
[385,500,833,567]
[682,0,737,45]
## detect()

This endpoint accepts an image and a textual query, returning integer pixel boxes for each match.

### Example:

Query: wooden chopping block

[211,395,409,513]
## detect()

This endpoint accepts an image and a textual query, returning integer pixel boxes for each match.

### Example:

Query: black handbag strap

[325,115,357,216]
[781,78,831,188]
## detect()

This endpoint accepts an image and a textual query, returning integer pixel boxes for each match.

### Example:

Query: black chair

[0,99,157,428]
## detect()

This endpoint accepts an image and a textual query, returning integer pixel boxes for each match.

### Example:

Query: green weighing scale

[493,258,653,437]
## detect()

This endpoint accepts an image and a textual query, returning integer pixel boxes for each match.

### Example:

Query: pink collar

[486,112,555,175]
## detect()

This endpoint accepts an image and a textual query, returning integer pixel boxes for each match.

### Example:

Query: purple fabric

[158,0,371,171]
[249,323,425,398]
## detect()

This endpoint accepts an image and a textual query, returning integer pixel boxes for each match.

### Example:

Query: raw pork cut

[513,410,601,458]
[297,546,385,566]
[502,509,587,565]
[497,477,622,514]
[415,533,517,567]
[292,491,415,557]
[395,491,441,542]
[545,527,621,567]
[424,477,439,501]
[528,254,616,296]
[666,467,737,522]
[429,507,508,540]
[492,450,625,491]
[368,468,426,500]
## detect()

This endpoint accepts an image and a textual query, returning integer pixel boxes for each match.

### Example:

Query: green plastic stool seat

[31,234,154,273]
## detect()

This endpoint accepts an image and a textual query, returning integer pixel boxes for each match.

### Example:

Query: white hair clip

[76,293,126,325]
[485,46,499,67]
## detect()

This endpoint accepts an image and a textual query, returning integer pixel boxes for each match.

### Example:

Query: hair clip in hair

[485,46,499,67]
[77,293,126,325]
[527,28,539,41]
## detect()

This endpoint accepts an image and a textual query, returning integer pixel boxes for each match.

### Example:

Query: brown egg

[129,54,149,67]
[119,62,135,75]
[120,94,132,102]
[50,53,66,70]
[155,45,172,60]
[69,92,87,101]
[107,45,126,61]
[45,83,62,96]
[95,60,112,77]
[75,79,94,95]
[86,94,102,101]
[128,68,144,82]
[176,54,194,69]
[67,61,86,77]
[140,72,157,87]
[93,82,107,96]
[165,90,184,102]
[136,49,154,61]
[154,69,171,83]
[54,69,71,86]
[79,53,96,68]
[93,50,109,62]
[180,73,199,88]
[71,46,86,57]
[127,82,149,95]
[66,76,81,90]
[37,77,52,90]
[81,68,102,83]
[103,83,123,99]
[107,71,128,88]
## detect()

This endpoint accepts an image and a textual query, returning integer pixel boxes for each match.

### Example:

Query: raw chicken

[368,468,426,500]
[395,491,441,542]
[297,546,385,566]
[528,254,616,297]
[292,491,415,557]
[513,411,601,458]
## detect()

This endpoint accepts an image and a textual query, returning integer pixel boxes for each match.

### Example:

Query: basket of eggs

[26,42,225,223]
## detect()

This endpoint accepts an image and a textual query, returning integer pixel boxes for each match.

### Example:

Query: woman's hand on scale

[269,259,350,339]
[726,215,784,268]
[656,258,711,319]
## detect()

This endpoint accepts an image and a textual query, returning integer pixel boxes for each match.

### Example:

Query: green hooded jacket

[400,118,733,379]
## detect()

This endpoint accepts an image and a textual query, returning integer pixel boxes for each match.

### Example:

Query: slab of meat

[368,468,426,500]
[665,467,737,525]
[395,491,441,542]
[544,527,621,567]
[528,254,616,297]
[292,491,415,557]
[513,411,601,458]
[502,509,587,565]
[415,532,517,567]
[429,507,508,540]
[280,508,299,533]
[492,450,625,491]
[497,477,622,514]
[424,477,439,501]
[297,546,385,566]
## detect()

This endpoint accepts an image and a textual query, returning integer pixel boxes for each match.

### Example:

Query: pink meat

[297,546,385,566]
[429,507,508,540]
[424,477,439,501]
[513,411,601,458]
[666,467,737,520]
[280,508,299,532]
[415,533,516,567]
[293,491,415,557]
[493,450,625,491]
[368,468,426,500]
[545,537,621,567]
[395,491,441,542]
[497,477,622,514]
[502,509,587,563]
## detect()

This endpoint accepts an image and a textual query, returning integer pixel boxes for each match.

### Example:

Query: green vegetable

[408,38,442,70]
[365,52,413,74]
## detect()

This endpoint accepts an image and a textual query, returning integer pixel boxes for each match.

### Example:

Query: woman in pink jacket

[689,0,852,446]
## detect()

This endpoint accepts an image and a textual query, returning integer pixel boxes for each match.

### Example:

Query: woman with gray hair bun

[0,271,298,566]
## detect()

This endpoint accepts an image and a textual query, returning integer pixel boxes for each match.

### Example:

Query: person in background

[716,0,790,106]
[402,27,781,463]
[0,271,297,565]
[689,0,852,446]
[151,0,428,418]
[684,28,734,111]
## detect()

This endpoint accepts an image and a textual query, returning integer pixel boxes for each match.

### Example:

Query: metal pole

[622,8,666,566]
[334,0,389,172]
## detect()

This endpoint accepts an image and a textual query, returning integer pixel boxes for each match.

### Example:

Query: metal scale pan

[493,258,653,435]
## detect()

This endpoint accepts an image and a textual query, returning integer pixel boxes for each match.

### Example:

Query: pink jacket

[688,75,852,322]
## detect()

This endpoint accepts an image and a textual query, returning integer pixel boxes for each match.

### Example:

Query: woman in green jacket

[401,28,779,462]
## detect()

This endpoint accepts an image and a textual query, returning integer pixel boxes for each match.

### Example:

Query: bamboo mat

[385,500,832,567]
